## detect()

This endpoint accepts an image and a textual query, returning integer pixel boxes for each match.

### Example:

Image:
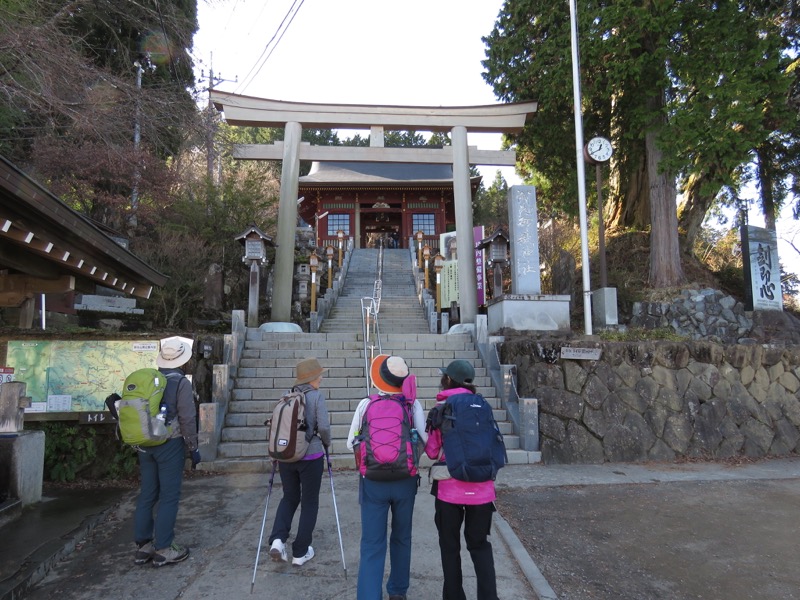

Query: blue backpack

[428,393,506,482]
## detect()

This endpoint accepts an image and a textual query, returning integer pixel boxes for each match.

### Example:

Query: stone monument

[486,185,571,333]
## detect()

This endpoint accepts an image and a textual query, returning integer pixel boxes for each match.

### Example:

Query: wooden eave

[297,179,480,191]
[0,155,168,303]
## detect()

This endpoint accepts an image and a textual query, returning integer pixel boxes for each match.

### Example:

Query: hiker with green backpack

[123,336,199,568]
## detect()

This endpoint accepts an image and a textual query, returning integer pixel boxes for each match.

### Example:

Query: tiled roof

[300,161,456,184]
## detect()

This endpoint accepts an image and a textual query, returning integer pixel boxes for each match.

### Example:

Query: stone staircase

[204,248,537,472]
[320,249,430,334]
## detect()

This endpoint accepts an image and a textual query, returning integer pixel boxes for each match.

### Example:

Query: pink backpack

[358,392,418,481]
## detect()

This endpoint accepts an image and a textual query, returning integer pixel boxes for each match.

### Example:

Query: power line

[235,0,306,94]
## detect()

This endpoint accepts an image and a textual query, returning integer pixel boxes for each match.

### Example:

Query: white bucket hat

[157,336,194,369]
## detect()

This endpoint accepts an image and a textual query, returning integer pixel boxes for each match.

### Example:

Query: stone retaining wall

[630,288,754,344]
[500,339,800,464]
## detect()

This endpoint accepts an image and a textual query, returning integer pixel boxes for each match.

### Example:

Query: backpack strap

[162,372,185,422]
[401,374,417,401]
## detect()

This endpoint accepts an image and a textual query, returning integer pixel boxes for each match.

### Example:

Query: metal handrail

[361,243,385,395]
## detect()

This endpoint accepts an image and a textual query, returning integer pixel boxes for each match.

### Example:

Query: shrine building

[297,160,481,251]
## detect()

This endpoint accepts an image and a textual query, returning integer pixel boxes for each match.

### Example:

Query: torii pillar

[210,92,537,325]
[451,126,477,322]
[275,122,302,323]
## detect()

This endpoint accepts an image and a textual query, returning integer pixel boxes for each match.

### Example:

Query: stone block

[519,397,539,451]
[487,294,570,333]
[591,287,619,327]
[0,430,44,505]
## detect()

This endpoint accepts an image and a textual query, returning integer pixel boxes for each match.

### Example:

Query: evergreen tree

[482,0,797,286]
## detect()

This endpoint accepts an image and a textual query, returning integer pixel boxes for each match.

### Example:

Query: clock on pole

[584,136,613,164]
[584,136,613,289]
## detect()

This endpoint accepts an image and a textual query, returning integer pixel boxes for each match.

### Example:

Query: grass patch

[598,327,690,342]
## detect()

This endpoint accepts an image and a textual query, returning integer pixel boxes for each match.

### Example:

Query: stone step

[209,246,538,473]
[221,418,516,443]
[222,405,511,428]
[235,365,492,382]
[201,448,541,474]
[230,385,500,403]
[245,329,473,351]
[216,431,522,460]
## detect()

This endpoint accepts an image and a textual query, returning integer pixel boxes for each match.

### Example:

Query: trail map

[6,340,158,412]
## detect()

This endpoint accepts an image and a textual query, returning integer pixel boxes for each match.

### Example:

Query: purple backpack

[358,393,418,481]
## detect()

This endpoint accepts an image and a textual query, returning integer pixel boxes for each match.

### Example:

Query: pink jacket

[424,387,496,505]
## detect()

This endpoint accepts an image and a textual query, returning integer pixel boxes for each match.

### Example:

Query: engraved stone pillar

[508,186,541,295]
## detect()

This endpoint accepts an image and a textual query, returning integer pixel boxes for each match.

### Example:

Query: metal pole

[130,61,143,226]
[595,163,608,288]
[250,460,277,594]
[569,0,593,335]
[248,259,260,327]
[310,270,317,312]
[324,446,348,579]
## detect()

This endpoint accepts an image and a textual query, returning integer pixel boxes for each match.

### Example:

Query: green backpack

[115,368,173,447]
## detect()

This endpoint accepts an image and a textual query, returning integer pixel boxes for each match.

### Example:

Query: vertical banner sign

[741,225,783,311]
[440,231,459,308]
[439,227,486,308]
[441,261,460,309]
[474,225,486,306]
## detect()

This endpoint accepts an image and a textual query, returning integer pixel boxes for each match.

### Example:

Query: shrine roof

[0,155,168,302]
[299,161,480,185]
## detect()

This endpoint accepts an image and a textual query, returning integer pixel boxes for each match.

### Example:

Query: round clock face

[587,136,613,163]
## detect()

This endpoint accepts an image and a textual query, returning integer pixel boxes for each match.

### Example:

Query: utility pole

[199,55,236,195]
[129,60,144,228]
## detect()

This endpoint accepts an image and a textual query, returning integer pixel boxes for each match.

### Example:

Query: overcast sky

[192,0,800,281]
[192,0,521,184]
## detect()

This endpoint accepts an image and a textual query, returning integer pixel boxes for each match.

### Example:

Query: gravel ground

[496,478,800,600]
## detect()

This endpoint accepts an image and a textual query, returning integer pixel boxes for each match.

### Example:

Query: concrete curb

[494,511,558,600]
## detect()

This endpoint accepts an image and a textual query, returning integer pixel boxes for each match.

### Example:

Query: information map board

[6,340,158,413]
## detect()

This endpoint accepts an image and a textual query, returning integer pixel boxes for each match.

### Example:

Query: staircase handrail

[374,241,383,313]
[361,243,385,394]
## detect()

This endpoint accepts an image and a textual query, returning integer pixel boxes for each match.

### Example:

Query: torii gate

[211,91,537,325]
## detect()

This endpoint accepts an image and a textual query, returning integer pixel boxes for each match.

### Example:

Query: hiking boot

[291,545,314,566]
[269,539,287,562]
[152,543,189,567]
[134,541,154,565]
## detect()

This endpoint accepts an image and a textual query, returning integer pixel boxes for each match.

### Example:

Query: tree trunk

[607,144,650,231]
[757,147,777,232]
[677,168,719,253]
[646,95,685,288]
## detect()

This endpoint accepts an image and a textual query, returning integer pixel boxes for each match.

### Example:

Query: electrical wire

[235,0,306,94]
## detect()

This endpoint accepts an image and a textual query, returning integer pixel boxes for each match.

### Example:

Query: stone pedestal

[519,398,540,452]
[0,431,45,505]
[592,287,619,327]
[487,294,571,334]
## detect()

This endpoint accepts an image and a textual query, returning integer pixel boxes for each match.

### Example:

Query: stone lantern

[235,224,276,327]
[476,228,509,299]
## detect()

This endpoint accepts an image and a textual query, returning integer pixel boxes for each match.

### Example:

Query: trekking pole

[324,446,348,579]
[250,460,278,594]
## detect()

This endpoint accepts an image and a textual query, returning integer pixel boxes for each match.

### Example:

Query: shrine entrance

[210,91,537,324]
[362,208,402,249]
